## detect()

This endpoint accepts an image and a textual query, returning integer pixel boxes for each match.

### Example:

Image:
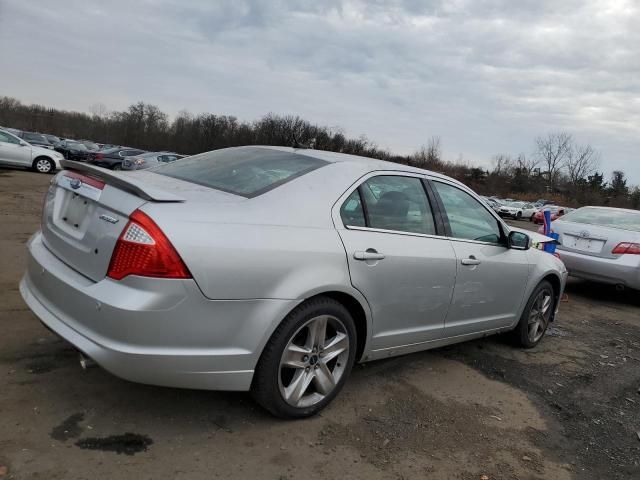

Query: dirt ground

[1,168,639,480]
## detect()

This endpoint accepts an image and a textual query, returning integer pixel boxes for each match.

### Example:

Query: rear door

[430,180,530,336]
[335,173,456,351]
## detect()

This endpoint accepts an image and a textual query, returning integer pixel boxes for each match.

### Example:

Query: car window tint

[340,189,366,227]
[155,147,328,197]
[433,182,502,243]
[360,176,436,235]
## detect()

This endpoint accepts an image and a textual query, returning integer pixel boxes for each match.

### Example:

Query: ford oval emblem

[70,178,82,190]
[579,230,590,238]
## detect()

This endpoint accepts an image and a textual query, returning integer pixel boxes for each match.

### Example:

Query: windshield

[155,147,328,198]
[562,207,640,232]
[67,142,87,150]
[24,133,48,143]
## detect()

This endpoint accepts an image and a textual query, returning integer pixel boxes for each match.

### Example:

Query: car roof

[247,146,467,188]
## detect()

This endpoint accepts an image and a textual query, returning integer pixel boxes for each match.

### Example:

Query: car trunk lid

[41,161,245,282]
[41,162,188,281]
[554,220,637,259]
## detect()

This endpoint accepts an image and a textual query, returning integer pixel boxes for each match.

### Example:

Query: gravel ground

[0,168,638,479]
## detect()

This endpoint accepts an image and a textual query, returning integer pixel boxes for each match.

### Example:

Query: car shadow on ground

[564,277,639,307]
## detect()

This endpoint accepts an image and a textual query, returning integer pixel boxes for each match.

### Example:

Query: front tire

[112,164,122,171]
[511,280,555,348]
[32,157,54,174]
[251,296,357,418]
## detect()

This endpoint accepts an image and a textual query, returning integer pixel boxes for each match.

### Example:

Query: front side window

[433,181,502,243]
[0,132,20,144]
[353,175,437,235]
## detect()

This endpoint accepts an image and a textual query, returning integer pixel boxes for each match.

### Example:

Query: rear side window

[341,175,436,235]
[155,147,328,198]
[340,190,366,227]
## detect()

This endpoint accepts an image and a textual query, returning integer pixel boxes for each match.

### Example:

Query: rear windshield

[154,147,328,197]
[562,207,640,232]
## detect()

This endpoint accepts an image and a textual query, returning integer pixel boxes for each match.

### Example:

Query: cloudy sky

[1,0,638,182]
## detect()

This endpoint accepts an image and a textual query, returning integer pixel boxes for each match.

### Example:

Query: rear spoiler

[61,160,185,202]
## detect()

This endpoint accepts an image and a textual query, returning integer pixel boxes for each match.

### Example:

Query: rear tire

[516,211,522,220]
[251,296,357,418]
[112,164,122,171]
[32,157,53,174]
[510,280,555,348]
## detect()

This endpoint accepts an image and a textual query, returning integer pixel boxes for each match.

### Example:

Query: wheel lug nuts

[302,355,309,362]
[314,365,318,369]
[305,367,310,372]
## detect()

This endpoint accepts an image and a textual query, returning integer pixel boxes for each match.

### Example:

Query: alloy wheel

[278,315,350,408]
[36,159,52,173]
[528,289,553,343]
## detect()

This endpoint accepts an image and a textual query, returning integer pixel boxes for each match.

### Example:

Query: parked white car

[0,128,63,173]
[499,201,539,220]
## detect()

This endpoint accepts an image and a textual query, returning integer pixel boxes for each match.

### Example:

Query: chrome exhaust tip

[79,352,96,370]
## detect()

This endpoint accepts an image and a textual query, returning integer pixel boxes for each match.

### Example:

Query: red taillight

[611,242,640,255]
[94,153,104,160]
[107,210,191,280]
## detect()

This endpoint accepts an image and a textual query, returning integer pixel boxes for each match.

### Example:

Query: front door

[336,174,457,351]
[0,131,31,166]
[431,180,530,336]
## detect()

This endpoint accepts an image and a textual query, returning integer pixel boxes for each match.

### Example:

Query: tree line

[0,96,637,209]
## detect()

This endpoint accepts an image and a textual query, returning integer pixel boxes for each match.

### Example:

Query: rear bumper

[557,248,640,290]
[20,232,299,391]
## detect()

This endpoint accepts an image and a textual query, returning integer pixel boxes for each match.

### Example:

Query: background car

[43,134,62,147]
[498,201,527,219]
[77,140,100,151]
[55,140,92,161]
[480,196,502,212]
[88,146,146,169]
[18,131,54,149]
[0,128,63,173]
[121,151,185,170]
[553,207,640,290]
[533,206,566,224]
[522,203,539,220]
[20,145,567,419]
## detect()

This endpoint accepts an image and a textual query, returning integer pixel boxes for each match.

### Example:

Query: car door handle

[461,256,481,266]
[354,250,385,261]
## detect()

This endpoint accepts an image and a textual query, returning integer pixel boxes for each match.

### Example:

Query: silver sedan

[20,146,567,418]
[553,207,640,290]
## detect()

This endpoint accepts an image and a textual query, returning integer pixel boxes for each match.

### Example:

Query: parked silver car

[553,207,640,290]
[20,146,567,417]
[0,128,63,173]
[121,151,184,170]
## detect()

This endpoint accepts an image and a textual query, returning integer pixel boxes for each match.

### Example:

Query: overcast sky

[1,0,638,182]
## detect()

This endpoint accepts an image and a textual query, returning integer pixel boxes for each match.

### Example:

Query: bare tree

[491,153,514,175]
[515,153,539,176]
[89,102,108,118]
[412,136,442,169]
[535,132,572,189]
[566,144,600,187]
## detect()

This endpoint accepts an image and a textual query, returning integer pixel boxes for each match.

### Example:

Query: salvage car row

[0,126,183,172]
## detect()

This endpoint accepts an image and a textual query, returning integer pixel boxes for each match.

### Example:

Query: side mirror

[508,231,530,250]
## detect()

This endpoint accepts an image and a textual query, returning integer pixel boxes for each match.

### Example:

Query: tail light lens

[107,210,191,280]
[611,242,640,255]
[94,153,104,160]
